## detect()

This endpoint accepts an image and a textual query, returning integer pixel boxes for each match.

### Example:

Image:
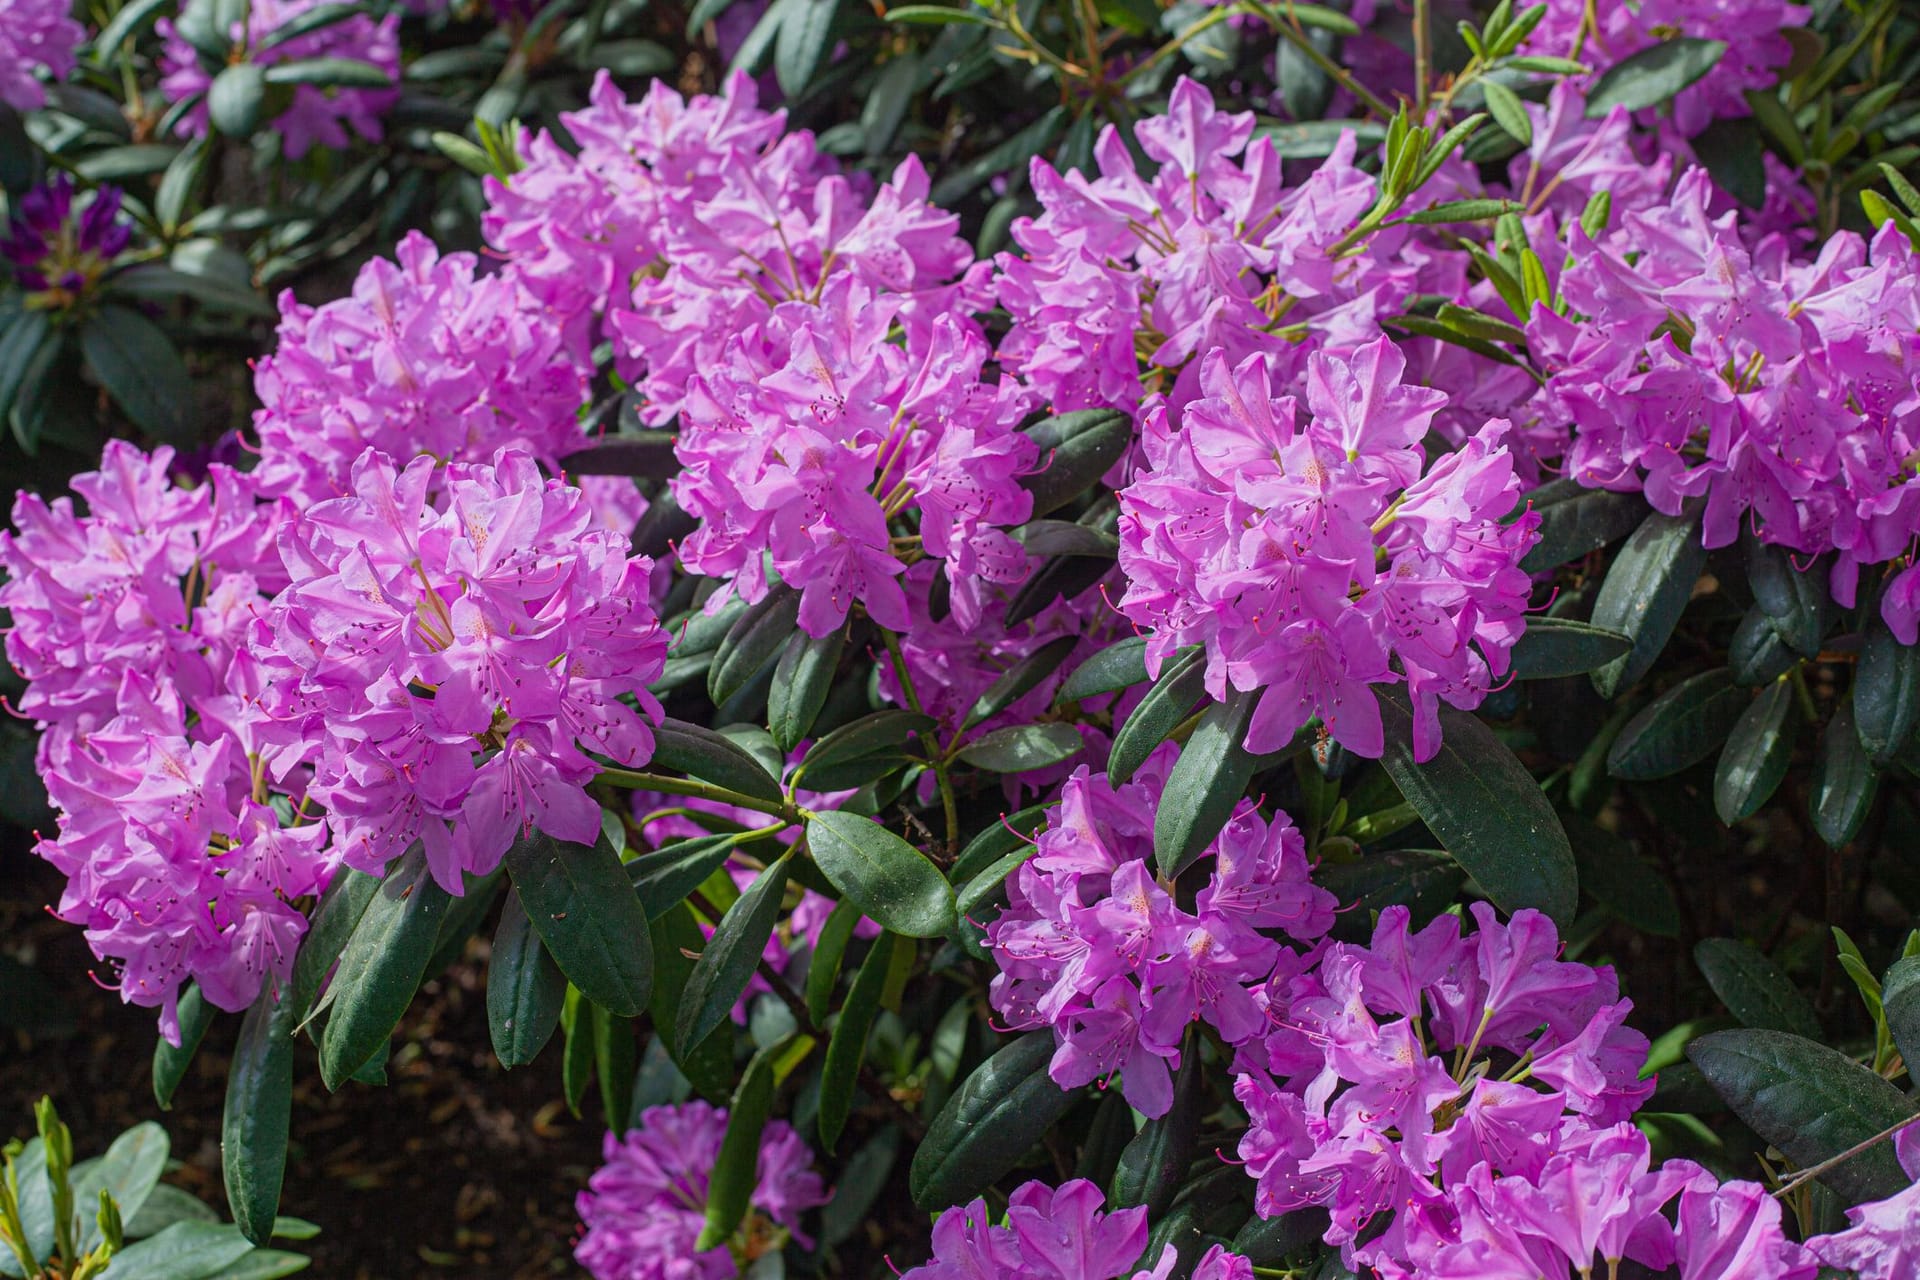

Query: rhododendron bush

[5,0,1920,1276]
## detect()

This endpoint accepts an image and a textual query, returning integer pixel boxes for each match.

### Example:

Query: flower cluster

[159,0,400,158]
[900,1178,1250,1280]
[0,0,83,112]
[1117,338,1540,762]
[575,1100,828,1280]
[263,447,667,892]
[987,750,1336,1115]
[0,175,133,312]
[0,443,325,1040]
[1234,901,1659,1272]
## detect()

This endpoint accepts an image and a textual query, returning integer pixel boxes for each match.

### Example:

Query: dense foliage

[4,0,1920,1277]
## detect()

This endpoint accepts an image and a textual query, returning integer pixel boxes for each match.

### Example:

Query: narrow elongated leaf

[678,854,792,1054]
[629,831,752,919]
[820,933,907,1150]
[1516,484,1649,573]
[1589,505,1708,697]
[1689,1029,1917,1203]
[92,0,174,60]
[0,310,53,424]
[775,0,837,96]
[1694,938,1821,1038]
[949,805,1048,884]
[1508,617,1633,679]
[262,57,392,88]
[698,1040,783,1248]
[911,1032,1082,1210]
[769,625,845,752]
[1111,1048,1199,1217]
[79,304,193,442]
[1883,957,1920,1080]
[487,890,568,1068]
[710,586,801,706]
[1481,79,1532,144]
[1109,647,1207,784]
[1058,636,1154,705]
[1714,680,1796,827]
[504,829,653,1018]
[653,717,785,803]
[1006,549,1113,627]
[1608,668,1747,780]
[104,1222,255,1280]
[805,898,864,1023]
[807,811,956,937]
[592,1002,638,1129]
[1012,520,1119,558]
[1565,816,1679,937]
[650,904,734,1103]
[154,982,216,1108]
[1155,690,1261,879]
[1747,538,1829,655]
[561,987,594,1116]
[1019,409,1131,517]
[562,434,680,478]
[318,849,451,1089]
[289,870,378,1015]
[1586,37,1727,116]
[1854,621,1920,765]
[958,722,1083,773]
[795,710,935,789]
[966,635,1078,728]
[206,1248,312,1279]
[1811,697,1879,849]
[223,985,295,1244]
[1315,849,1464,942]
[1376,689,1577,925]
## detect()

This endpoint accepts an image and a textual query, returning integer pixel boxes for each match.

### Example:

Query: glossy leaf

[698,1040,783,1249]
[1515,483,1649,573]
[592,1002,638,1130]
[1589,505,1708,697]
[769,625,845,752]
[154,983,216,1109]
[1607,668,1747,780]
[966,635,1078,728]
[911,1032,1081,1210]
[1565,816,1679,938]
[795,710,935,790]
[79,304,194,443]
[1811,697,1879,849]
[629,831,757,919]
[1694,938,1821,1038]
[1019,409,1131,517]
[1585,37,1727,116]
[820,933,907,1151]
[957,722,1083,773]
[677,854,792,1055]
[1111,1048,1199,1218]
[1315,849,1464,942]
[1057,636,1154,705]
[223,985,295,1245]
[807,811,957,938]
[563,434,680,479]
[649,903,733,1103]
[949,805,1049,884]
[710,585,801,706]
[504,829,653,1018]
[1508,617,1633,680]
[804,898,863,1024]
[1854,620,1920,765]
[1883,956,1920,1081]
[1108,647,1207,784]
[1713,679,1796,823]
[486,890,568,1069]
[653,717,785,803]
[262,57,392,88]
[103,1222,255,1279]
[207,64,267,137]
[1155,689,1261,879]
[317,848,451,1090]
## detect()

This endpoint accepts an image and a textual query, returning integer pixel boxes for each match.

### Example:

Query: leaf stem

[1771,1111,1919,1199]
[597,769,797,822]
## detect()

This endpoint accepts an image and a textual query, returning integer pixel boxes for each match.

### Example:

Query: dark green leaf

[1155,689,1261,879]
[1694,938,1822,1039]
[1376,688,1577,925]
[74,144,178,182]
[966,635,1078,728]
[795,710,935,790]
[1729,604,1799,686]
[710,586,801,706]
[289,871,378,1016]
[503,829,653,1018]
[1516,483,1650,574]
[317,848,452,1089]
[769,625,845,752]
[1012,520,1119,559]
[957,722,1083,773]
[154,983,216,1109]
[583,39,676,75]
[650,903,734,1102]
[1565,815,1679,937]
[1393,199,1523,227]
[805,898,863,1024]
[654,717,785,803]
[1005,549,1114,627]
[79,304,194,443]
[1589,504,1708,697]
[1811,698,1879,849]
[223,986,295,1244]
[1713,679,1796,823]
[257,2,363,47]
[698,1040,782,1248]
[563,434,680,479]
[820,933,906,1150]
[92,0,174,60]
[931,107,1066,205]
[1316,849,1464,942]
[592,1002,638,1129]
[1688,1029,1916,1203]
[1019,409,1132,517]
[677,854,792,1055]
[487,890,568,1069]
[884,2,994,22]
[911,1031,1081,1210]
[205,1247,313,1279]
[1251,118,1387,158]
[629,831,755,919]
[1109,647,1207,784]
[1747,537,1829,656]
[561,988,594,1116]
[0,310,53,425]
[807,811,956,937]
[950,805,1049,884]
[1883,957,1920,1081]
[1111,1048,1199,1218]
[1481,79,1532,144]
[262,57,393,88]
[107,262,271,317]
[208,64,267,136]
[775,0,837,96]
[1585,37,1727,116]
[1607,668,1747,780]
[1509,617,1633,679]
[1057,636,1155,705]
[1854,620,1920,765]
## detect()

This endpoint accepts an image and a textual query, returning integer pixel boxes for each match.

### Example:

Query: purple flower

[0,0,83,111]
[1,175,133,307]
[1807,1120,1920,1280]
[575,1101,828,1280]
[899,1178,1216,1280]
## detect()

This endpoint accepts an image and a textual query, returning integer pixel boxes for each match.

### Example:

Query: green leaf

[1585,37,1727,116]
[1012,520,1119,559]
[262,57,393,88]
[950,805,1049,884]
[1565,815,1679,937]
[102,1222,256,1280]
[154,983,216,1109]
[223,985,295,1245]
[1252,119,1388,159]
[74,144,178,182]
[124,1184,218,1238]
[582,39,676,75]
[769,625,845,752]
[1315,849,1464,941]
[710,586,801,706]
[1111,1048,1199,1218]
[1713,679,1796,823]
[1811,697,1879,849]
[1728,604,1798,687]
[208,64,267,136]
[563,434,680,479]
[1589,505,1707,697]
[1607,668,1748,780]
[966,635,1079,728]
[1057,636,1155,705]
[432,131,496,178]
[653,717,785,804]
[774,0,837,97]
[794,710,935,791]
[1747,537,1829,656]
[1688,1029,1917,1203]
[486,889,568,1068]
[1006,544,1113,627]
[805,898,863,1024]
[1155,689,1261,879]
[807,811,957,937]
[957,722,1083,773]
[1376,688,1577,925]
[317,848,452,1090]
[1515,483,1651,574]
[629,831,756,919]
[1854,620,1920,765]
[1883,956,1920,1082]
[1108,647,1207,784]
[1019,409,1132,517]
[289,871,379,1016]
[92,0,174,60]
[257,2,364,47]
[107,263,272,318]
[0,310,54,425]
[1480,79,1532,145]
[561,987,594,1116]
[911,1031,1081,1210]
[1508,617,1633,679]
[78,304,194,443]
[649,903,734,1102]
[884,2,994,22]
[697,1041,784,1249]
[820,933,908,1151]
[592,1002,638,1129]
[1694,938,1822,1038]
[206,1248,314,1279]
[72,1121,168,1248]
[678,854,793,1055]
[503,829,653,1019]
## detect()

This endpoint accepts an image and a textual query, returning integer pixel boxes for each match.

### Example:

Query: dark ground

[1,842,603,1279]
